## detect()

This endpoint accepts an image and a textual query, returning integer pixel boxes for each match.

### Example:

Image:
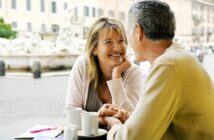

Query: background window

[12,21,17,28]
[84,6,89,17]
[64,2,67,10]
[97,9,103,17]
[51,1,57,13]
[40,0,45,12]
[74,7,78,21]
[27,22,32,31]
[51,24,59,32]
[41,24,46,32]
[92,7,96,17]
[11,0,16,9]
[83,26,89,39]
[26,0,31,11]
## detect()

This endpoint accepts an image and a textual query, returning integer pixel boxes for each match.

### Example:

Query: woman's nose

[113,43,121,51]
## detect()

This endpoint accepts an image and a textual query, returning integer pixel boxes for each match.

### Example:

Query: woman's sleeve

[65,56,85,109]
[107,66,143,112]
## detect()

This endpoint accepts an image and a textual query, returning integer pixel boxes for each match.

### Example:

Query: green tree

[0,17,17,39]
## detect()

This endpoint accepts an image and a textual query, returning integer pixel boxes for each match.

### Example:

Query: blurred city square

[1,0,214,139]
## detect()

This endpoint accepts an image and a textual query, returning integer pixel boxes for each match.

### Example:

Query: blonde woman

[65,17,142,115]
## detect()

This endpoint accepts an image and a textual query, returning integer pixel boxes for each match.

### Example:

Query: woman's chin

[107,57,124,66]
[112,60,123,66]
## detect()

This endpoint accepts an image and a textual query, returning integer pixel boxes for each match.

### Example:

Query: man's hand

[112,57,131,79]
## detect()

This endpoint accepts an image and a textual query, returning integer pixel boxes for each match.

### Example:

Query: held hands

[98,104,130,128]
[112,57,131,79]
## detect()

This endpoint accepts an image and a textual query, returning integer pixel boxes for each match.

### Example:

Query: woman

[65,17,142,113]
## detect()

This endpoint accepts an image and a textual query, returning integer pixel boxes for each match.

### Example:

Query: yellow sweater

[108,43,214,140]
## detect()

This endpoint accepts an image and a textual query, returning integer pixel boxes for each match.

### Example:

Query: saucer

[77,128,107,139]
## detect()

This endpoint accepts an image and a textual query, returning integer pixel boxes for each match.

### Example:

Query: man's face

[127,20,136,54]
[127,21,146,62]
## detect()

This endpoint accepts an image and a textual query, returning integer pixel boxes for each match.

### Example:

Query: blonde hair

[85,17,128,91]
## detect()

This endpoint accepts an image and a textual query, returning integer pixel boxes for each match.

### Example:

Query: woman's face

[94,28,127,68]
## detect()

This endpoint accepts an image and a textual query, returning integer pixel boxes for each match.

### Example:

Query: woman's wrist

[112,68,122,79]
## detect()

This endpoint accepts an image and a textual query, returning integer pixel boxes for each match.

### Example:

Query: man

[100,0,214,139]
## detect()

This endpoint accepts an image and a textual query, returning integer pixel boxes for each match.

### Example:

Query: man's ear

[135,23,144,41]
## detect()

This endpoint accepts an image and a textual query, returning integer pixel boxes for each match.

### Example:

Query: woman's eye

[104,41,112,45]
[119,39,124,43]
[119,40,126,46]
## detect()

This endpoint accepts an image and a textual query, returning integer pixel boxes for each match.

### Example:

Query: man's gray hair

[128,0,176,40]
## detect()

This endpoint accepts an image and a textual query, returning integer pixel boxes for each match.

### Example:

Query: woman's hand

[113,108,130,123]
[98,104,118,125]
[98,104,118,116]
[112,57,131,79]
[98,104,130,125]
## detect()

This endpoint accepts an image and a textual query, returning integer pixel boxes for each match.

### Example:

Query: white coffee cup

[81,112,98,136]
[63,126,71,140]
[65,107,82,129]
[63,125,78,140]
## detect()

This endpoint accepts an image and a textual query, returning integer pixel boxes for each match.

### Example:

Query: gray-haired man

[102,0,214,139]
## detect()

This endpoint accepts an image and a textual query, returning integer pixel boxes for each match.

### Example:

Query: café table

[0,118,66,140]
[0,118,107,140]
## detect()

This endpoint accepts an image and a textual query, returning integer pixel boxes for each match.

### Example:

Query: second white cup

[81,112,98,136]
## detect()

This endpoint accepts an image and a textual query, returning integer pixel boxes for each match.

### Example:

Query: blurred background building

[163,0,214,48]
[0,0,214,48]
[0,0,133,42]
